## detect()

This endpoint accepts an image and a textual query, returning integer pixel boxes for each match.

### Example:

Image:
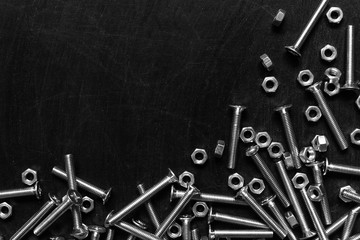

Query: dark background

[0,0,360,239]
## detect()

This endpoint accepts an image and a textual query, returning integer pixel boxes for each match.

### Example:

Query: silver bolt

[274,105,301,169]
[208,224,274,239]
[323,158,360,176]
[343,25,360,90]
[105,169,178,226]
[137,183,161,229]
[52,166,112,204]
[105,228,115,240]
[170,185,247,206]
[261,195,297,240]
[274,160,315,238]
[228,105,246,169]
[0,181,42,199]
[88,225,106,240]
[341,207,360,240]
[10,193,61,240]
[207,207,269,229]
[179,215,195,240]
[127,219,148,240]
[285,0,329,57]
[307,82,348,150]
[245,145,290,208]
[191,228,200,240]
[340,188,360,203]
[114,220,163,240]
[33,190,83,236]
[237,186,287,239]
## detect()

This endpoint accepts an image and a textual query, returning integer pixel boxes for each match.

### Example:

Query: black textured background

[0,0,360,239]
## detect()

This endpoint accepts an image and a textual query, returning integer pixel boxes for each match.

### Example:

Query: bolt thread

[228,106,245,169]
[266,202,297,240]
[64,154,78,191]
[346,25,355,86]
[343,191,360,204]
[181,220,192,240]
[341,208,359,240]
[212,212,269,229]
[328,163,360,176]
[137,184,161,229]
[191,229,200,240]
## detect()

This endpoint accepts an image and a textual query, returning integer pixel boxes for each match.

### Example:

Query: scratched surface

[0,0,359,239]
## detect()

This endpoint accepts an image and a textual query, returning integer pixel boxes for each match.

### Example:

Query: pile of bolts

[3,0,360,239]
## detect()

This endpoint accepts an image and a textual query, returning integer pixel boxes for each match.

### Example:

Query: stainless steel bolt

[307,82,348,150]
[343,25,360,90]
[0,181,42,199]
[105,228,115,240]
[52,166,112,204]
[340,188,360,203]
[137,183,161,229]
[208,225,274,239]
[127,219,148,240]
[285,0,329,57]
[323,158,360,176]
[228,105,246,169]
[88,225,106,240]
[114,220,163,240]
[106,169,178,226]
[341,207,360,240]
[246,145,290,208]
[180,215,195,240]
[191,228,200,240]
[237,186,287,239]
[274,105,301,169]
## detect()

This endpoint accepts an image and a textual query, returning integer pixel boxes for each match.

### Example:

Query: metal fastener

[228,105,246,169]
[343,25,360,91]
[260,54,274,71]
[114,220,162,240]
[180,215,195,240]
[339,186,360,203]
[137,183,161,229]
[214,140,225,158]
[0,181,42,200]
[88,225,106,240]
[323,158,360,176]
[208,225,274,239]
[191,228,200,240]
[127,219,148,240]
[341,207,360,240]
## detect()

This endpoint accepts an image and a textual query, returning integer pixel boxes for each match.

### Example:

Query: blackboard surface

[0,0,360,239]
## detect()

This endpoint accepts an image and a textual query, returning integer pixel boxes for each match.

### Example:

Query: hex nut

[321,44,337,62]
[307,185,324,202]
[81,196,94,214]
[299,146,316,164]
[350,129,360,146]
[273,9,286,27]
[267,142,285,159]
[21,168,38,186]
[311,135,329,152]
[285,211,299,228]
[305,106,322,122]
[240,127,256,143]
[0,202,12,220]
[191,148,208,165]
[339,185,357,203]
[167,222,182,239]
[179,171,195,188]
[356,96,360,110]
[228,173,244,191]
[192,202,209,218]
[260,54,274,71]
[283,152,295,170]
[324,81,340,96]
[262,77,279,93]
[324,67,341,82]
[292,173,309,189]
[297,70,314,87]
[214,140,225,158]
[248,178,265,195]
[326,7,343,24]
[255,132,272,148]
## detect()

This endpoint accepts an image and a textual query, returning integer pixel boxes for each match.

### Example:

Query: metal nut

[321,44,337,62]
[214,140,225,158]
[179,171,195,188]
[305,106,322,122]
[324,81,340,96]
[21,168,38,186]
[350,129,360,146]
[307,185,324,202]
[297,69,314,87]
[324,67,341,82]
[255,132,272,148]
[0,202,12,220]
[192,202,209,218]
[282,152,295,170]
[339,185,356,203]
[356,95,360,110]
[299,146,316,164]
[248,178,265,195]
[260,54,274,71]
[285,211,299,228]
[292,172,309,189]
[326,7,343,24]
[240,127,256,143]
[167,222,182,239]
[81,196,94,213]
[267,142,284,159]
[311,135,329,152]
[262,77,278,93]
[191,148,208,165]
[228,173,244,191]
[273,9,286,27]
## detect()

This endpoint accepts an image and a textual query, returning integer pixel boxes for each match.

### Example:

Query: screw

[113,219,163,240]
[274,160,315,238]
[208,224,274,239]
[127,219,148,240]
[0,181,42,200]
[246,145,290,208]
[323,158,360,176]
[228,105,246,169]
[341,207,360,240]
[88,225,106,240]
[343,25,360,90]
[33,190,83,236]
[191,228,200,240]
[237,186,287,239]
[340,187,360,203]
[105,169,177,226]
[274,105,302,169]
[105,228,115,240]
[180,215,195,240]
[261,195,297,240]
[137,183,161,229]
[307,82,348,150]
[285,0,329,57]
[10,193,61,240]
[52,166,112,205]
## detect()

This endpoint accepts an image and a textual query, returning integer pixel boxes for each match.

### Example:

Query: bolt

[228,105,246,169]
[285,0,329,57]
[0,181,42,200]
[137,183,161,229]
[323,158,360,176]
[208,225,274,239]
[105,228,115,240]
[343,25,360,90]
[261,195,297,240]
[33,190,83,236]
[127,219,148,240]
[88,225,106,240]
[246,145,290,208]
[208,207,269,229]
[113,219,163,240]
[10,193,61,240]
[52,166,112,204]
[274,105,302,169]
[307,82,348,150]
[180,215,195,240]
[341,207,360,240]
[340,187,360,204]
[105,169,178,226]
[237,186,287,239]
[191,228,200,240]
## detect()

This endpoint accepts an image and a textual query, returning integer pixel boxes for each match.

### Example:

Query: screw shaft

[341,207,360,240]
[344,25,360,89]
[327,162,360,176]
[228,105,246,169]
[209,229,274,238]
[137,184,161,229]
[191,228,200,240]
[115,221,162,240]
[343,190,360,203]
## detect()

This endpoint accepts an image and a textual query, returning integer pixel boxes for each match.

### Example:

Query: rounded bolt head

[104,210,114,227]
[246,145,259,156]
[350,129,360,146]
[21,168,38,186]
[307,185,324,202]
[320,44,337,62]
[192,201,209,218]
[326,7,343,24]
[305,106,322,122]
[240,126,256,143]
[179,171,195,188]
[292,173,309,189]
[311,135,329,152]
[339,185,357,203]
[261,195,276,206]
[228,173,244,191]
[88,225,106,234]
[132,218,148,230]
[297,70,314,87]
[255,132,272,148]
[48,193,62,206]
[299,146,316,164]
[248,178,265,195]
[81,196,94,213]
[267,142,285,159]
[191,148,208,165]
[34,181,42,199]
[0,202,12,219]
[262,76,279,93]
[71,223,88,239]
[67,189,83,206]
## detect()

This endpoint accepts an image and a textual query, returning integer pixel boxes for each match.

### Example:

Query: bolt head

[67,189,83,206]
[88,225,106,234]
[104,210,114,227]
[207,207,215,224]
[273,9,286,27]
[260,195,276,206]
[71,224,89,239]
[292,173,309,189]
[228,173,244,191]
[339,185,356,203]
[311,135,329,152]
[48,193,61,206]
[306,81,322,92]
[34,181,42,199]
[285,46,301,57]
[245,145,259,156]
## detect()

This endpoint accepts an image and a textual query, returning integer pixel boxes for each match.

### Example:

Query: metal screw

[245,145,290,208]
[237,186,287,239]
[105,228,115,240]
[285,0,329,57]
[307,82,348,150]
[208,225,274,239]
[191,228,200,240]
[137,183,161,229]
[113,219,163,240]
[52,166,112,205]
[10,193,61,240]
[88,225,106,240]
[228,105,246,169]
[0,181,42,200]
[127,219,148,240]
[340,187,360,203]
[323,158,360,176]
[343,25,360,90]
[341,207,360,240]
[180,215,195,240]
[105,169,178,226]
[274,105,301,169]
